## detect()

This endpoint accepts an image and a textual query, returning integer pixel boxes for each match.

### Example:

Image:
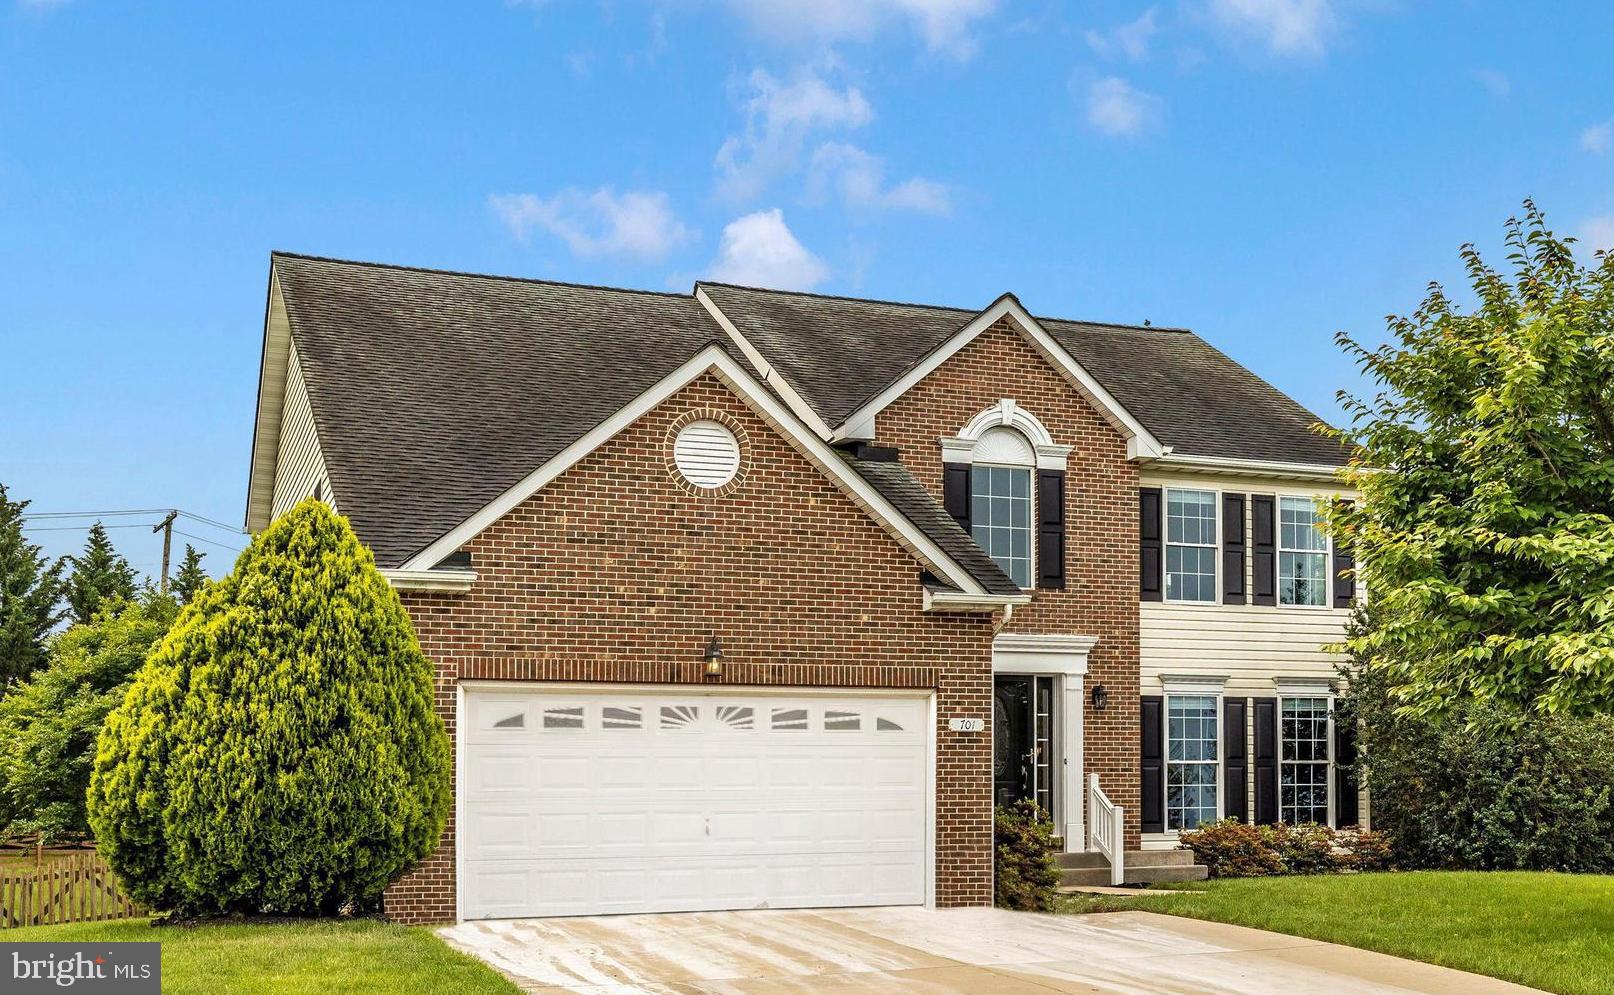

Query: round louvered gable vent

[673,420,741,489]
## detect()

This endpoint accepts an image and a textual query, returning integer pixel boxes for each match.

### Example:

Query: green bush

[1342,608,1614,872]
[1260,822,1343,874]
[87,500,452,917]
[0,593,178,844]
[1177,819,1283,878]
[994,800,1060,911]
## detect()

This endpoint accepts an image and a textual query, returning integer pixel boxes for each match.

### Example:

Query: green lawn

[1086,871,1614,995]
[2,918,518,995]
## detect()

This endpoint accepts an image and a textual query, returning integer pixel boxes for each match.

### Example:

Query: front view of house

[245,253,1358,923]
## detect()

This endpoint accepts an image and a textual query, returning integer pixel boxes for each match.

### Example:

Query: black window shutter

[1253,697,1279,824]
[1139,487,1163,602]
[1140,695,1164,833]
[1332,500,1356,608]
[1036,469,1066,589]
[1222,494,1247,605]
[943,463,971,533]
[1224,697,1249,823]
[1251,494,1276,606]
[1335,715,1360,827]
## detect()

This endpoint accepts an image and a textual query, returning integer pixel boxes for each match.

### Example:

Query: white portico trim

[993,633,1096,852]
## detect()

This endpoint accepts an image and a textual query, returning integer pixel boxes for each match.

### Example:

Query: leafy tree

[0,483,64,688]
[1335,202,1614,716]
[0,592,178,843]
[64,523,137,627]
[88,499,451,916]
[169,544,207,604]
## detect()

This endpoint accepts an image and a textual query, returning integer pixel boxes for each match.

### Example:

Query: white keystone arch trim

[940,399,1072,470]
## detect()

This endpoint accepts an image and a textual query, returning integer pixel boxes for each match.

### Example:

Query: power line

[22,523,162,533]
[175,509,246,534]
[172,528,245,552]
[22,507,247,535]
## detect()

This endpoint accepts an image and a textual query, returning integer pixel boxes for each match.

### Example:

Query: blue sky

[2,1,1611,579]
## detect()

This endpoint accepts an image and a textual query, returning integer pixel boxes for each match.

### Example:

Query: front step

[1055,849,1208,888]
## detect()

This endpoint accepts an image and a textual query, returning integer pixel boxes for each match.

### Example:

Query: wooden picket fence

[0,848,143,928]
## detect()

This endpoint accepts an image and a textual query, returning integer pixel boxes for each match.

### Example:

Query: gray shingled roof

[844,456,1021,597]
[697,282,1350,466]
[271,254,1024,587]
[274,253,733,568]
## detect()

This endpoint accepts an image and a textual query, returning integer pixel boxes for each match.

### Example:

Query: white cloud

[1084,77,1163,138]
[1582,215,1614,253]
[489,187,694,261]
[1474,68,1511,98]
[1206,0,1336,57]
[707,209,829,290]
[1581,121,1613,155]
[1085,8,1159,62]
[808,142,952,214]
[725,0,997,59]
[716,68,874,202]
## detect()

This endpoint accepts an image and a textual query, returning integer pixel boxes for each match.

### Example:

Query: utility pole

[153,510,178,593]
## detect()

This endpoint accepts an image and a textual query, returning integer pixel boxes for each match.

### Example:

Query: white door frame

[454,681,938,920]
[991,634,1096,853]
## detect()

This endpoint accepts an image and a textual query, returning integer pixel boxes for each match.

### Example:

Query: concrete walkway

[438,906,1542,994]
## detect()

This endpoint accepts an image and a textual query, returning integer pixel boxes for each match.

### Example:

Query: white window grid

[1278,496,1329,607]
[1165,488,1219,603]
[971,464,1033,589]
[1165,693,1221,831]
[1279,695,1332,825]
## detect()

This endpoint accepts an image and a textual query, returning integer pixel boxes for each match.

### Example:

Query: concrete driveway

[438,906,1541,994]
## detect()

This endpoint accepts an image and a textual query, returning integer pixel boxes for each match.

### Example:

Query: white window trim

[1277,691,1336,828]
[1276,494,1331,609]
[940,399,1071,471]
[1161,676,1227,833]
[1163,486,1221,605]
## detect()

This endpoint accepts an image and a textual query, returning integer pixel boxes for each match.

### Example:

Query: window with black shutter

[1253,697,1278,824]
[943,462,971,533]
[1251,495,1276,606]
[1140,695,1164,833]
[1036,469,1065,589]
[1332,499,1356,608]
[1224,697,1249,822]
[1139,488,1163,602]
[1222,494,1246,605]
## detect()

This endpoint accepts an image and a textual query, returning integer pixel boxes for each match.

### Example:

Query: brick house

[245,253,1358,924]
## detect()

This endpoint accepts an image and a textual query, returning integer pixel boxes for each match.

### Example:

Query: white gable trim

[396,345,993,597]
[245,270,295,533]
[695,287,838,441]
[941,399,1073,471]
[381,569,478,593]
[830,296,1165,458]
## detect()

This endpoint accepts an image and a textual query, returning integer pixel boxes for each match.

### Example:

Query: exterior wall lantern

[703,634,725,679]
[1091,684,1108,711]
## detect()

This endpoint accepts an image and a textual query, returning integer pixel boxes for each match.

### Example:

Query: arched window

[941,400,1071,590]
[969,427,1036,588]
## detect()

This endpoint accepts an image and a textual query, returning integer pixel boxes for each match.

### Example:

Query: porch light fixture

[1091,684,1108,711]
[703,634,725,678]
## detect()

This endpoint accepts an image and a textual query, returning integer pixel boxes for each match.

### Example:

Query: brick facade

[384,373,1000,923]
[873,318,1143,848]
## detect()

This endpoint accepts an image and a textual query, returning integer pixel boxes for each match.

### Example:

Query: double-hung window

[971,464,1032,588]
[1165,489,1217,602]
[1165,694,1219,830]
[1279,496,1328,606]
[1280,696,1332,824]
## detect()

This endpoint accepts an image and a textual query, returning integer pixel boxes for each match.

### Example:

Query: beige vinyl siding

[1139,469,1355,695]
[270,346,333,519]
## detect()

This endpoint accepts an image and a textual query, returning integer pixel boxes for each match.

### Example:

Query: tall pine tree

[170,544,207,604]
[64,523,137,626]
[0,483,64,688]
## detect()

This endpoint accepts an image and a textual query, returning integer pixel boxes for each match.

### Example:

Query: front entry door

[994,677,1034,807]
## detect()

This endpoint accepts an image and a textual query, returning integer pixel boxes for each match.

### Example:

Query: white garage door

[460,687,931,919]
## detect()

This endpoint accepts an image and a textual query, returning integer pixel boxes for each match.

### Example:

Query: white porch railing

[1087,774,1125,886]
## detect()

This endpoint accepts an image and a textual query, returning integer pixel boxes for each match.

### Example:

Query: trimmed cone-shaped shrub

[87,499,451,916]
